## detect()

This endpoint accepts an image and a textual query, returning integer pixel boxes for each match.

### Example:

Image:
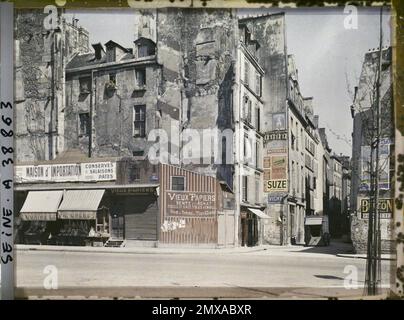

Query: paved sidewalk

[15,244,273,255]
[15,240,359,257]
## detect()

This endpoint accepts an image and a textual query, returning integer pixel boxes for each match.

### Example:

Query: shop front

[18,190,63,245]
[16,184,159,246]
[15,154,235,247]
[159,164,236,247]
[239,206,269,247]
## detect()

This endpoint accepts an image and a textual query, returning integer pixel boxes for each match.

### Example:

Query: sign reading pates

[265,179,288,192]
[166,191,216,217]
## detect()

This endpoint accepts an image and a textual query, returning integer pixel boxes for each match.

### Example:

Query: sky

[65,7,391,157]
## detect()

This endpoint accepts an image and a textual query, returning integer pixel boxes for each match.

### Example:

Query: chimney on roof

[92,43,105,60]
[313,115,319,128]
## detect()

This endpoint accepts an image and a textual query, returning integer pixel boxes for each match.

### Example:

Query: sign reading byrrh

[360,198,393,219]
[15,162,116,183]
[166,191,216,217]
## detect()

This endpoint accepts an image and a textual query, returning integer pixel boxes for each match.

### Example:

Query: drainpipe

[280,194,289,246]
[89,69,95,158]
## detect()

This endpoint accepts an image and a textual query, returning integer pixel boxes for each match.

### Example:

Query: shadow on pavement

[314,275,344,280]
[289,239,355,256]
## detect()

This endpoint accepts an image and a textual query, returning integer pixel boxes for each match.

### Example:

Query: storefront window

[171,176,185,191]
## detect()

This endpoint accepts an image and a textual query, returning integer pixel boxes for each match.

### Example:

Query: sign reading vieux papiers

[166,191,216,217]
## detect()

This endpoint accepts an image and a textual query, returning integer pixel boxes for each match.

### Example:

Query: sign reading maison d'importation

[15,161,116,183]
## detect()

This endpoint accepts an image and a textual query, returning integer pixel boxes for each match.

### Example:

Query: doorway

[111,214,124,239]
[241,211,258,247]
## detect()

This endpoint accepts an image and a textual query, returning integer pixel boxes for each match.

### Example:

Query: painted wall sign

[268,193,286,203]
[263,157,271,168]
[263,153,288,193]
[360,212,392,219]
[267,147,287,155]
[271,155,287,180]
[161,219,186,232]
[272,113,286,130]
[165,191,216,217]
[360,198,393,214]
[265,179,288,192]
[111,187,156,195]
[15,161,116,183]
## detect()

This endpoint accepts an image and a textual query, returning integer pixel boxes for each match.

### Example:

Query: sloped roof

[66,52,106,69]
[105,40,130,52]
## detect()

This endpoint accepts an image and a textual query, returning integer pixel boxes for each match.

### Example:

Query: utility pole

[365,6,384,296]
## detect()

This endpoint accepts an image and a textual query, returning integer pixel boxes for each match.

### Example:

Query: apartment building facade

[14,8,350,247]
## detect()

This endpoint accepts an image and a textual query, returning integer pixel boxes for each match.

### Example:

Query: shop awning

[20,191,63,221]
[247,208,270,219]
[58,189,105,220]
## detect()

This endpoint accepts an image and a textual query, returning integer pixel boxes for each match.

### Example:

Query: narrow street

[9,242,393,299]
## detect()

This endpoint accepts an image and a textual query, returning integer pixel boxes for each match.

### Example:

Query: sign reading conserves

[15,162,116,183]
[166,191,216,217]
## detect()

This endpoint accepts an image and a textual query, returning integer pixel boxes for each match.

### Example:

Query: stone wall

[15,10,89,163]
[350,215,395,254]
[156,8,237,184]
[242,13,288,245]
[65,63,161,158]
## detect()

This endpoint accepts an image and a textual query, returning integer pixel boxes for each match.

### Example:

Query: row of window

[290,118,304,152]
[290,117,317,156]
[243,135,261,169]
[79,69,146,94]
[291,161,318,197]
[242,95,261,131]
[78,105,147,138]
[244,60,261,97]
[242,175,261,204]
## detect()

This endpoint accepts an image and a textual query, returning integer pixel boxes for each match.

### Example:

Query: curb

[15,245,270,255]
[336,253,397,261]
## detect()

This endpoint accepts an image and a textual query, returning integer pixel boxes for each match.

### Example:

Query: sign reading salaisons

[166,191,216,217]
[360,198,393,219]
[15,161,116,183]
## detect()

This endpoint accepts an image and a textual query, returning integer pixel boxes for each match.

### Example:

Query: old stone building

[235,21,265,247]
[65,38,161,158]
[14,8,349,248]
[15,10,90,162]
[350,47,394,253]
[328,155,343,236]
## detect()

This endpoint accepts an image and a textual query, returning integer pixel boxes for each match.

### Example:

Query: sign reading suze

[265,179,288,192]
[166,191,216,217]
[15,161,116,183]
